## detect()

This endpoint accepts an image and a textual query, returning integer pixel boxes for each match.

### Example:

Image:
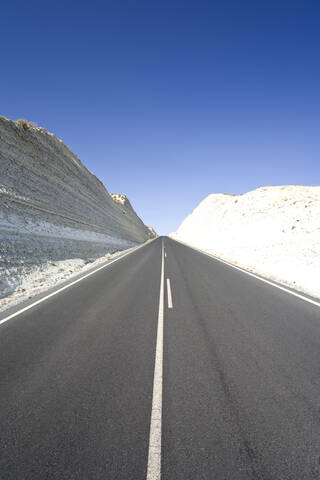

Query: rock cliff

[0,116,155,300]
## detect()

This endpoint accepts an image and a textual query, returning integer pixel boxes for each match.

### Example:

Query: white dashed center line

[166,278,173,309]
[146,240,164,480]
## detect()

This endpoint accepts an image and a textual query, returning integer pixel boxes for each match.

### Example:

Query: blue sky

[1,1,320,234]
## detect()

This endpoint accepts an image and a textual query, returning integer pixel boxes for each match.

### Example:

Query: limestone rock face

[0,116,155,298]
[171,186,320,299]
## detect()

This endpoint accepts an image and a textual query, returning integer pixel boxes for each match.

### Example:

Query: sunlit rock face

[171,186,320,299]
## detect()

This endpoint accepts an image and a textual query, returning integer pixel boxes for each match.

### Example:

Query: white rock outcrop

[0,116,155,301]
[170,186,320,299]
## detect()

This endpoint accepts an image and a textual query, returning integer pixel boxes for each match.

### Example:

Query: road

[1,236,320,479]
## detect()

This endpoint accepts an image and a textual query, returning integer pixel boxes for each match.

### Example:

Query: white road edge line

[146,240,164,480]
[172,238,320,309]
[166,278,173,309]
[0,240,154,327]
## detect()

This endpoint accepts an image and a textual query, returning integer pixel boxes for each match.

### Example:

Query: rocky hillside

[171,186,320,299]
[0,116,155,301]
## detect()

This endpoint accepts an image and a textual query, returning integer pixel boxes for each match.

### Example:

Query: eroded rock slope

[0,116,155,300]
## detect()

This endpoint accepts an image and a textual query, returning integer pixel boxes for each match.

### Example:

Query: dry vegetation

[16,119,37,130]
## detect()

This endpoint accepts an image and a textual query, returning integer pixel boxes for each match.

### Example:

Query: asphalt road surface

[1,236,320,479]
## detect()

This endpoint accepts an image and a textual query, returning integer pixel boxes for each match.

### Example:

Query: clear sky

[1,1,320,234]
